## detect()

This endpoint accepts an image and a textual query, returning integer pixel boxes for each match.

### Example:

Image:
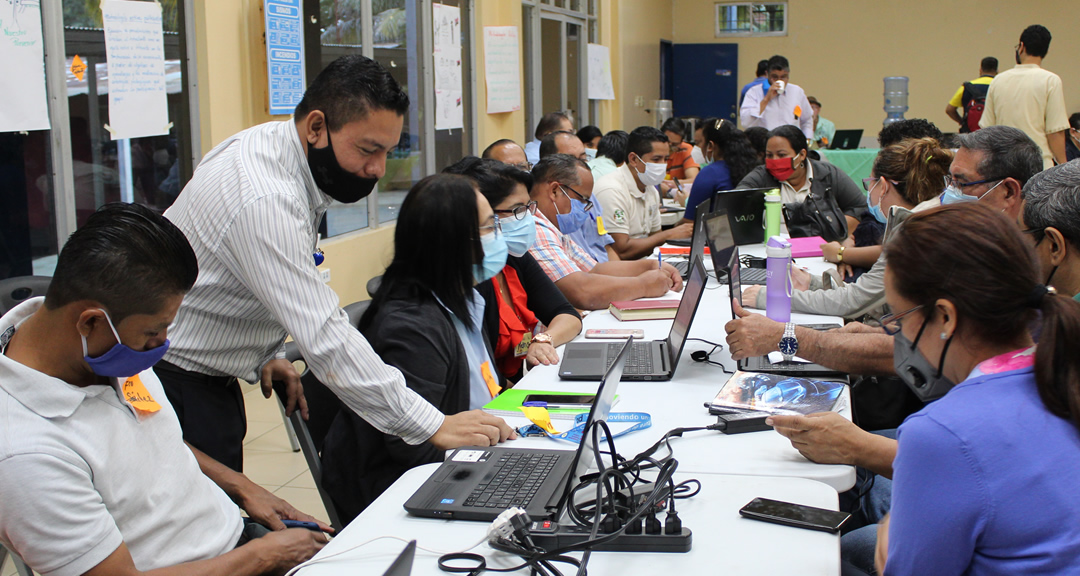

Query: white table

[296,464,841,575]
[499,243,857,491]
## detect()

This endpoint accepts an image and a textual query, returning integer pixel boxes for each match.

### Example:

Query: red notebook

[608,299,681,321]
[659,246,711,256]
[788,236,827,259]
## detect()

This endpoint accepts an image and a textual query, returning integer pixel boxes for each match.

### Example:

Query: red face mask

[766,155,801,182]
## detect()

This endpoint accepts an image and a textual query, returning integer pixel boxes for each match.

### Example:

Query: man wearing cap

[809,96,835,149]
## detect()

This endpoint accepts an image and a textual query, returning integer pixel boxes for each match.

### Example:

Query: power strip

[527,521,692,553]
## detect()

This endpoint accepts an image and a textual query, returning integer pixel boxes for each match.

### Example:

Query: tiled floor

[1,382,325,576]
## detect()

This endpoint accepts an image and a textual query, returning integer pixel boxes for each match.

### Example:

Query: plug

[624,516,642,534]
[487,507,529,542]
[664,510,682,535]
[600,513,623,534]
[644,513,662,535]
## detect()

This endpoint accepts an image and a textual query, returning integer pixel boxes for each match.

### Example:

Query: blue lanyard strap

[517,412,652,443]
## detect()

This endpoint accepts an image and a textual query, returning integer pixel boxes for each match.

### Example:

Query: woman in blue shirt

[876,204,1080,575]
[682,118,761,221]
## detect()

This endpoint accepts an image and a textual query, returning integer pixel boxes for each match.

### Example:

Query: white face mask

[633,155,667,187]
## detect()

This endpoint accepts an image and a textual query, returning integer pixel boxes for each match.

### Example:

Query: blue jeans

[838,429,896,575]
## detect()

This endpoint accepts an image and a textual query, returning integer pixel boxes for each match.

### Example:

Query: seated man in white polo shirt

[593,126,693,260]
[0,203,327,576]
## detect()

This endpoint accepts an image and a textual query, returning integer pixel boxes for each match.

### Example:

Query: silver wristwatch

[778,322,798,363]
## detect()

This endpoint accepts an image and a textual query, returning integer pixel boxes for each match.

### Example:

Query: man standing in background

[740,55,814,139]
[945,57,997,133]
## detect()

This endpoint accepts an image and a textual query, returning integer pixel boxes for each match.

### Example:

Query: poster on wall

[101,0,171,140]
[483,26,521,114]
[432,3,463,130]
[264,0,305,116]
[0,0,49,132]
[587,43,615,100]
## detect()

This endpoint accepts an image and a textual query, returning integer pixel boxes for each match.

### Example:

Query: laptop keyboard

[606,342,654,375]
[463,452,559,509]
[740,267,767,283]
[671,261,689,277]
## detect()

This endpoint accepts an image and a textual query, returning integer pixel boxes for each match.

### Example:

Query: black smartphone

[739,497,851,533]
[522,394,597,409]
[282,519,322,532]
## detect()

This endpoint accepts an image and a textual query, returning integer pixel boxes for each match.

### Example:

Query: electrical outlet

[634,96,645,107]
[319,268,331,283]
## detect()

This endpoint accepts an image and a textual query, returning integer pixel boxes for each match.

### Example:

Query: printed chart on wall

[587,44,615,101]
[483,26,520,114]
[264,0,305,116]
[0,0,50,132]
[432,3,463,130]
[101,0,171,140]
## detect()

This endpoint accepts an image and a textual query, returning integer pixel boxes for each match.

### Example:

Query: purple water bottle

[765,236,792,322]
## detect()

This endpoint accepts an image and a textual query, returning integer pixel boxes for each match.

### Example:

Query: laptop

[708,188,769,245]
[670,203,710,279]
[403,338,632,522]
[702,207,767,286]
[828,129,863,150]
[382,540,416,576]
[559,256,707,381]
[727,249,844,376]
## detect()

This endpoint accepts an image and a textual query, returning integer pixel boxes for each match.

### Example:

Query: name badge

[123,374,162,413]
[513,332,532,358]
[596,216,608,235]
[481,361,500,398]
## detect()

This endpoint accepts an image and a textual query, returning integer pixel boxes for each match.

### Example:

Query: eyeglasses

[479,214,502,237]
[943,174,999,190]
[494,200,538,221]
[861,177,879,192]
[559,184,593,212]
[511,161,533,171]
[879,304,924,335]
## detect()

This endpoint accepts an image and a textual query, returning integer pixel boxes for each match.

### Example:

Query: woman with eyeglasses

[445,157,582,382]
[321,174,517,525]
[874,203,1080,574]
[681,118,762,223]
[742,137,953,320]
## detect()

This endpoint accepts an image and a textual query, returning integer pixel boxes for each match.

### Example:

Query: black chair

[0,276,51,315]
[273,299,371,531]
[365,275,382,299]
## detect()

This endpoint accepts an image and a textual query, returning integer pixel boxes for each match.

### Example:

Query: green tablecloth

[821,149,879,190]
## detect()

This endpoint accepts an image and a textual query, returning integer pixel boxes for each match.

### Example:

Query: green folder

[483,388,617,420]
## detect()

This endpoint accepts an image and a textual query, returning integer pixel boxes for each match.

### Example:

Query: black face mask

[1015,48,1022,65]
[307,128,379,204]
[893,315,955,402]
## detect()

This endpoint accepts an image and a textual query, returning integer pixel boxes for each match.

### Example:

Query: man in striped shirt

[528,154,684,311]
[157,55,513,472]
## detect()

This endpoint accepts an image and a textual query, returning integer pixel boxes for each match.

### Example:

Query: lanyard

[518,410,652,443]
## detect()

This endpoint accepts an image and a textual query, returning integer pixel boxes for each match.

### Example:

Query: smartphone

[282,519,322,532]
[739,497,850,533]
[522,394,597,409]
[585,328,645,339]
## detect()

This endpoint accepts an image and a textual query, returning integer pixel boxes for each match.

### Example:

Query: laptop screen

[689,204,710,267]
[728,246,742,310]
[666,257,707,368]
[710,188,769,245]
[703,208,736,280]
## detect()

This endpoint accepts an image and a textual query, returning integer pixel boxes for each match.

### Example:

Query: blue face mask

[940,180,1002,205]
[555,188,590,234]
[584,148,598,159]
[474,230,509,283]
[82,309,170,379]
[500,212,537,257]
[866,179,887,224]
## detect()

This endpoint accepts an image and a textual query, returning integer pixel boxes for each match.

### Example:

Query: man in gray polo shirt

[0,204,326,575]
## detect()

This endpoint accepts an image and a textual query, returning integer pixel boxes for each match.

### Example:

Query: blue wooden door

[672,43,739,121]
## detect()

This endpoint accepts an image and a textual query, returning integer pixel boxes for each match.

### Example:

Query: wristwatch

[778,322,798,362]
[531,333,553,346]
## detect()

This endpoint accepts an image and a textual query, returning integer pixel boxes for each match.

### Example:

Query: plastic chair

[273,300,371,531]
[0,276,51,315]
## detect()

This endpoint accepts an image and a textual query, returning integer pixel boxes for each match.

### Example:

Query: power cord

[686,338,734,374]
[284,533,488,576]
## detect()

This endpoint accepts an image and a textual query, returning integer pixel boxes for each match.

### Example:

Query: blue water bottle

[765,236,792,323]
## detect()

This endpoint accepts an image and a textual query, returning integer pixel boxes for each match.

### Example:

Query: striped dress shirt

[163,120,442,445]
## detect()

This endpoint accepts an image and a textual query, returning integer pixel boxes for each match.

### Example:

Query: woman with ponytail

[876,203,1080,575]
[681,118,762,222]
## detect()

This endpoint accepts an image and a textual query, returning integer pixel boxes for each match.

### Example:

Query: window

[715,2,786,37]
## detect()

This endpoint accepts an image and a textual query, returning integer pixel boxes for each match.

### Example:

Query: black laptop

[670,203,710,279]
[382,541,416,576]
[703,207,767,286]
[727,249,843,376]
[403,338,632,522]
[708,188,769,245]
[828,129,863,150]
[559,257,707,381]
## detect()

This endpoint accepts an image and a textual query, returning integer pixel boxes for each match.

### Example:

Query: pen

[657,251,662,268]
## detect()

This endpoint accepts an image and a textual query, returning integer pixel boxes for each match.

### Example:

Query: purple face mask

[81,309,170,379]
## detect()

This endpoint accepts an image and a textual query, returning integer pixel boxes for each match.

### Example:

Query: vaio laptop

[728,249,844,376]
[670,203,710,279]
[828,130,863,150]
[708,188,769,245]
[559,256,707,381]
[703,207,767,286]
[382,540,416,576]
[403,338,632,522]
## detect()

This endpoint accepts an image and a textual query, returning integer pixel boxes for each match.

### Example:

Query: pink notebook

[788,236,827,258]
